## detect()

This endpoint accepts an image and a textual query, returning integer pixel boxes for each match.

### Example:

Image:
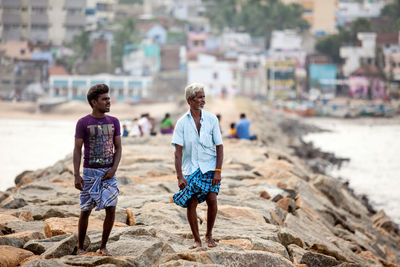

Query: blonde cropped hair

[185,83,205,101]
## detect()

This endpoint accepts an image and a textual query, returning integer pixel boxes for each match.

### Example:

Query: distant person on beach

[172,82,223,249]
[216,113,222,134]
[228,122,238,138]
[73,84,122,256]
[122,124,129,137]
[138,113,152,136]
[236,113,257,140]
[160,113,174,134]
[129,118,140,137]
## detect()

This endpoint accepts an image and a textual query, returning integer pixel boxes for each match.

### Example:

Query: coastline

[0,98,399,266]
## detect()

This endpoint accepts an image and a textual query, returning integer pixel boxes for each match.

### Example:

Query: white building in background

[269,30,306,63]
[187,54,233,97]
[49,74,152,101]
[337,0,386,26]
[340,32,376,77]
[220,32,253,56]
[234,52,267,97]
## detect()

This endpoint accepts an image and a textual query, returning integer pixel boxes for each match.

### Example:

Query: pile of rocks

[0,99,399,267]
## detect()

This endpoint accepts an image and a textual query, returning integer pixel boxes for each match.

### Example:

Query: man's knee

[206,192,218,205]
[105,206,116,215]
[80,210,92,218]
[188,197,198,208]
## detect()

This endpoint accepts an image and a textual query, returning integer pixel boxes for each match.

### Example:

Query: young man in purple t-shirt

[73,84,122,256]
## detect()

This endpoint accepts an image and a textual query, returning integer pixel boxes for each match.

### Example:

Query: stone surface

[300,252,341,267]
[24,234,71,255]
[0,245,34,266]
[0,99,399,267]
[44,217,127,238]
[42,233,90,259]
[22,258,72,267]
[0,230,44,248]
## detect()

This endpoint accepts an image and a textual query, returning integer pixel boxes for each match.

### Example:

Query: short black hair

[240,113,246,119]
[87,84,109,107]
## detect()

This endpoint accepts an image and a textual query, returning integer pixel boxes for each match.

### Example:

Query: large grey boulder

[42,233,90,259]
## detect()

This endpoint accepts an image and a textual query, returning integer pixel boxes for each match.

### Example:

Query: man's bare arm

[174,145,187,189]
[213,144,224,186]
[73,138,84,190]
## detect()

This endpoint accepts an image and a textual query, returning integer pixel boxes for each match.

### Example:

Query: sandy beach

[0,100,180,121]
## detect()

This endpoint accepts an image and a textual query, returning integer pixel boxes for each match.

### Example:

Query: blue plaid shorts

[173,169,220,208]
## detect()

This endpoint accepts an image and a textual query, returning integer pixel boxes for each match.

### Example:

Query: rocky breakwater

[0,99,399,267]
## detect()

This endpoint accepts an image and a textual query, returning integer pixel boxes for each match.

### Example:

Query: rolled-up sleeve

[171,119,184,146]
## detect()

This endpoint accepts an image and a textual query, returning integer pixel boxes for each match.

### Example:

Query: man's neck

[190,108,201,119]
[91,110,106,118]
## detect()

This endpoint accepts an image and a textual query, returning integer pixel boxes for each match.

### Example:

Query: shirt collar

[186,109,204,122]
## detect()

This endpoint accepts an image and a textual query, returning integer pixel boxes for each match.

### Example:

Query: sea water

[303,117,400,225]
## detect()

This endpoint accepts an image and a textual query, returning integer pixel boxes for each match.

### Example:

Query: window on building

[2,80,11,85]
[213,72,218,80]
[96,3,107,11]
[4,24,19,30]
[32,7,46,14]
[67,8,82,15]
[31,24,48,30]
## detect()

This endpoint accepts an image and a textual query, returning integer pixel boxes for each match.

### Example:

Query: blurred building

[267,30,307,100]
[340,32,376,77]
[187,54,233,97]
[123,41,161,76]
[349,64,385,99]
[337,0,386,26]
[86,0,116,30]
[0,54,48,100]
[0,0,87,45]
[306,54,337,100]
[281,0,338,35]
[49,74,152,101]
[376,32,400,83]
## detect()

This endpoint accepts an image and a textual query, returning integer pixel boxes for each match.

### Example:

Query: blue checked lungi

[173,169,220,208]
[80,167,119,211]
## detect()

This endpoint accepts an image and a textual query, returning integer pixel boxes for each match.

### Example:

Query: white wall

[187,54,233,97]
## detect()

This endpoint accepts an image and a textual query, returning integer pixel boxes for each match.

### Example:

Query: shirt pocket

[199,123,214,148]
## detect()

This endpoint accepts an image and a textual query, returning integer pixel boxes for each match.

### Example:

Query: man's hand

[74,175,84,191]
[177,177,187,190]
[102,168,116,181]
[213,171,221,186]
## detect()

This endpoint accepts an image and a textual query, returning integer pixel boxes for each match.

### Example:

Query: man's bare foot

[77,248,87,255]
[205,236,217,247]
[98,248,112,256]
[189,241,202,249]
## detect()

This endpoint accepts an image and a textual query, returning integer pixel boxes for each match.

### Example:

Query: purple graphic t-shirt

[75,114,121,169]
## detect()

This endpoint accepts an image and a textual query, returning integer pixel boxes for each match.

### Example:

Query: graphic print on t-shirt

[87,123,115,166]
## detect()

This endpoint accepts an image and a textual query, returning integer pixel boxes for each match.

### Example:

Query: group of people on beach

[226,113,257,141]
[73,82,226,255]
[122,112,175,137]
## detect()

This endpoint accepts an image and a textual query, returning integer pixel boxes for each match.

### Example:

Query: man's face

[188,91,205,110]
[93,93,111,113]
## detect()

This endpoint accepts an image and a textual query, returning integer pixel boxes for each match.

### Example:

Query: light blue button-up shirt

[172,109,223,176]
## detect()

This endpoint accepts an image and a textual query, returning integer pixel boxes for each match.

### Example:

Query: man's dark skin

[73,93,122,256]
[174,90,223,249]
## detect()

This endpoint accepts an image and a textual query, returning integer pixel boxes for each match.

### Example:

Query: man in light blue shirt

[236,113,257,140]
[172,82,223,249]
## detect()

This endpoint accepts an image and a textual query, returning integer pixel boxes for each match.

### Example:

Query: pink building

[187,32,207,59]
[349,64,386,99]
